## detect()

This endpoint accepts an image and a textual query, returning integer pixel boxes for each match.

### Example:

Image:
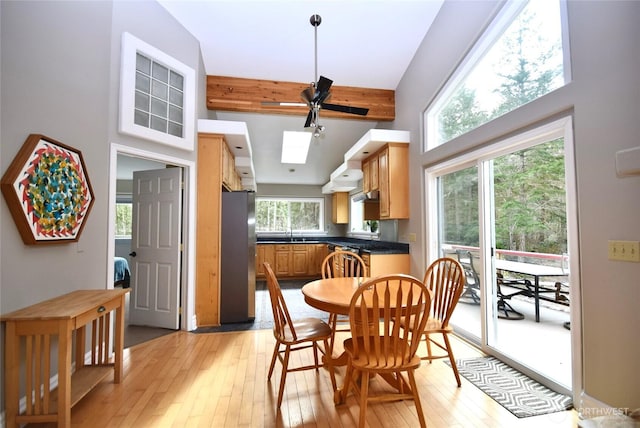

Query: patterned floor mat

[448,356,572,418]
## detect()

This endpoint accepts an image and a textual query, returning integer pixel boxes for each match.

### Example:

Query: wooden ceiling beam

[206,75,395,122]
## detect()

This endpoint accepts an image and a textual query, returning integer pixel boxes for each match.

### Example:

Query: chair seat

[343,336,422,371]
[278,317,333,343]
[395,315,453,334]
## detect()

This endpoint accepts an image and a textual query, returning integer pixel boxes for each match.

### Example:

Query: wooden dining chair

[321,250,367,279]
[263,262,336,409]
[321,250,368,345]
[341,274,432,428]
[419,257,466,386]
[396,257,466,386]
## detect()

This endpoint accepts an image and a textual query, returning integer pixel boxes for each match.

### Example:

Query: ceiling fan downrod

[310,14,321,86]
[309,14,324,136]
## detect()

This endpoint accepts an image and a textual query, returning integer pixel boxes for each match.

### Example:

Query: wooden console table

[1,289,129,427]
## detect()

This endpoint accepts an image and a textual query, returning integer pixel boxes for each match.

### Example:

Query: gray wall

[1,0,638,418]
[395,0,639,411]
[0,0,204,415]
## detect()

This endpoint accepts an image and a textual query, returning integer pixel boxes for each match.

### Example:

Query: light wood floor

[36,329,578,427]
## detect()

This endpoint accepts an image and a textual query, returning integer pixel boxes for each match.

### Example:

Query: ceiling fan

[278,14,370,137]
[303,14,369,137]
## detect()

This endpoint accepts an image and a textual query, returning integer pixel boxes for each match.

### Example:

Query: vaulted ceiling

[158,0,444,186]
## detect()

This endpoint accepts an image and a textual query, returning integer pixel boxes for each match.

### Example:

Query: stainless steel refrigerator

[220,190,256,323]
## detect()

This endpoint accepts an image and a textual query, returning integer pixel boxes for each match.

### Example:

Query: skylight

[281,131,312,164]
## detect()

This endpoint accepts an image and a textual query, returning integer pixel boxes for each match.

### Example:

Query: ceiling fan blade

[321,103,369,116]
[314,76,333,103]
[316,76,333,96]
[261,101,307,107]
[301,86,315,105]
[304,110,313,128]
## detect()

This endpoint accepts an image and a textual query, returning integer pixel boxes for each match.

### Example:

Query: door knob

[129,251,137,257]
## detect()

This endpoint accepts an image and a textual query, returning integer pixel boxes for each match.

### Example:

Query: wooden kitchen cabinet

[196,132,247,326]
[308,243,328,276]
[361,252,410,277]
[256,243,328,279]
[370,155,379,191]
[256,244,275,277]
[362,156,379,194]
[332,192,349,224]
[274,244,291,277]
[222,142,241,191]
[291,245,309,276]
[362,159,370,193]
[363,143,409,220]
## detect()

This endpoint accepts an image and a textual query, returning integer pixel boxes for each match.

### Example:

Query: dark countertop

[257,236,409,255]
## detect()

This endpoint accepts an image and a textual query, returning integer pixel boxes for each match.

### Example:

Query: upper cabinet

[364,143,409,219]
[332,192,349,224]
[326,129,410,220]
[197,119,256,191]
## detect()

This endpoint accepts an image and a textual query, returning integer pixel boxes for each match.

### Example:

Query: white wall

[396,0,640,411]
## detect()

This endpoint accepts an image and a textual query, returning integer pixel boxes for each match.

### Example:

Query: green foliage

[256,199,322,232]
[438,2,566,255]
[440,86,489,142]
[115,203,132,237]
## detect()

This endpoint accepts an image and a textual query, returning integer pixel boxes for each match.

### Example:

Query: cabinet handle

[98,306,106,313]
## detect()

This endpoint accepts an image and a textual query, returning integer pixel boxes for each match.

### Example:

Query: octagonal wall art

[1,134,94,245]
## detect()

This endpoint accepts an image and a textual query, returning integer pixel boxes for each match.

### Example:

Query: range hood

[353,190,379,202]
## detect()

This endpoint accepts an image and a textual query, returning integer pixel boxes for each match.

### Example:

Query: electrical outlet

[608,240,640,262]
[408,233,417,243]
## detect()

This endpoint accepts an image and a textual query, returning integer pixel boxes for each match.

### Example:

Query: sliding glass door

[430,120,574,391]
[438,165,482,341]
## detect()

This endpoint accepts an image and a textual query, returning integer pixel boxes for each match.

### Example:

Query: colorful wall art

[1,134,94,245]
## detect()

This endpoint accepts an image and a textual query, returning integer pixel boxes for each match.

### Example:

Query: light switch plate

[608,240,640,262]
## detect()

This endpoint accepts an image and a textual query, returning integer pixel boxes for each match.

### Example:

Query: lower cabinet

[361,253,410,277]
[256,243,328,279]
[274,245,291,277]
[256,244,275,276]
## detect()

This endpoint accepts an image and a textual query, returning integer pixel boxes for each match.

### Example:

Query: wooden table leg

[114,294,125,383]
[5,321,19,428]
[57,320,72,428]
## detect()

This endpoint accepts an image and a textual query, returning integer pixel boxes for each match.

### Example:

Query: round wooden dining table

[301,277,366,316]
[301,276,418,404]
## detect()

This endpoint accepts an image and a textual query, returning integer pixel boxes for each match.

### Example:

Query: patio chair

[264,262,336,409]
[496,273,527,320]
[456,250,526,320]
[455,250,481,304]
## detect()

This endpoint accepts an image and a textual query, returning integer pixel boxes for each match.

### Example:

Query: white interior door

[129,167,182,329]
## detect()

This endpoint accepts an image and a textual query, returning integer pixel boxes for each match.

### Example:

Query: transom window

[119,32,195,151]
[425,0,567,150]
[256,198,324,233]
[134,53,184,138]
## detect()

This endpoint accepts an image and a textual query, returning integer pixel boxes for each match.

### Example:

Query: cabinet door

[291,246,308,276]
[256,245,275,278]
[275,245,291,276]
[370,156,379,191]
[378,148,390,218]
[308,244,328,275]
[362,160,371,193]
[332,192,349,224]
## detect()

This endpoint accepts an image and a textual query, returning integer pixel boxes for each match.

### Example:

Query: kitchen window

[349,195,379,236]
[256,197,324,233]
